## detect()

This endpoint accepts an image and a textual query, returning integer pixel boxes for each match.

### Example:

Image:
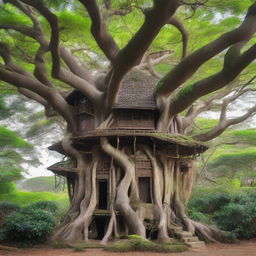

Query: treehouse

[65,70,158,133]
[48,70,208,241]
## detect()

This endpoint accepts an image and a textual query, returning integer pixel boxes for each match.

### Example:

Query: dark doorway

[98,180,108,209]
[95,217,107,240]
[139,177,151,203]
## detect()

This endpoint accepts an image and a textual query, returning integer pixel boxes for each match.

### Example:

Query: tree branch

[136,52,172,70]
[106,0,180,108]
[168,16,188,59]
[59,47,94,84]
[19,0,61,78]
[155,3,256,97]
[0,24,36,38]
[18,87,48,107]
[0,66,76,131]
[182,85,236,132]
[194,104,256,141]
[13,0,101,103]
[169,43,256,117]
[78,0,119,63]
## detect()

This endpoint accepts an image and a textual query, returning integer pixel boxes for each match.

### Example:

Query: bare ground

[0,240,256,256]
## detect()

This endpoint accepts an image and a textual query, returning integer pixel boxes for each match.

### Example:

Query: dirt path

[1,240,256,256]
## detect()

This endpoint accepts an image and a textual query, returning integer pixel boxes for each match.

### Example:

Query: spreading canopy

[0,0,256,140]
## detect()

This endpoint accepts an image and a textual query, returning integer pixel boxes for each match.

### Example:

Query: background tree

[0,126,31,193]
[1,0,256,243]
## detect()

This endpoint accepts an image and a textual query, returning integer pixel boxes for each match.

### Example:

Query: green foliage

[215,202,256,239]
[189,188,256,239]
[189,191,231,214]
[0,191,68,207]
[0,126,31,148]
[229,129,256,146]
[105,235,188,252]
[197,128,256,185]
[0,181,17,194]
[208,149,256,179]
[0,190,69,223]
[0,125,34,194]
[188,208,213,224]
[4,207,55,246]
[0,202,20,228]
[193,118,219,136]
[0,228,6,242]
[24,200,58,214]
[207,0,255,14]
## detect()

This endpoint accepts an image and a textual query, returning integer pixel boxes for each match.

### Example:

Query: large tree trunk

[53,129,228,243]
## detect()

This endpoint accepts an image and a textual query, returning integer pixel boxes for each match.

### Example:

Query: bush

[188,208,213,225]
[189,188,256,239]
[105,235,188,252]
[0,201,20,227]
[214,203,256,239]
[189,192,231,214]
[0,228,7,242]
[25,200,58,214]
[4,207,55,246]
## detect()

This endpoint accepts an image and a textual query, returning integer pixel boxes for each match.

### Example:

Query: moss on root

[105,235,188,253]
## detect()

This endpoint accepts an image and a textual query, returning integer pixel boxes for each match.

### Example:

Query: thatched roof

[47,160,77,176]
[66,69,158,109]
[113,70,157,109]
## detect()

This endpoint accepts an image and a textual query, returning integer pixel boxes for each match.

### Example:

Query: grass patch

[0,191,68,206]
[105,235,188,253]
[73,246,85,252]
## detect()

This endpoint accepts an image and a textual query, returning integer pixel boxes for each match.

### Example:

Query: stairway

[170,226,205,248]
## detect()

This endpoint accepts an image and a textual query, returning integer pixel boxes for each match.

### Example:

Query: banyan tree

[1,0,256,246]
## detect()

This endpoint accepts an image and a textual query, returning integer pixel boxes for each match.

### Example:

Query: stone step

[181,236,199,243]
[170,226,183,233]
[175,231,193,238]
[186,241,205,248]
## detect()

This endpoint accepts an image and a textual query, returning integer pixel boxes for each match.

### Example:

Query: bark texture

[1,0,256,245]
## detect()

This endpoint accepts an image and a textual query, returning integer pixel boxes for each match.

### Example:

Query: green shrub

[189,188,256,239]
[25,200,58,214]
[4,208,55,246]
[0,201,20,227]
[188,208,213,224]
[214,202,256,239]
[105,235,188,252]
[0,228,7,242]
[188,192,231,214]
[0,182,17,194]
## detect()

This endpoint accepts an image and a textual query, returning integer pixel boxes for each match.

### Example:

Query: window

[139,177,151,203]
